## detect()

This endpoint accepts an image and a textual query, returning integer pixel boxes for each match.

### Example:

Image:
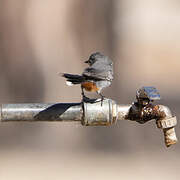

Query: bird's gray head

[84,52,104,65]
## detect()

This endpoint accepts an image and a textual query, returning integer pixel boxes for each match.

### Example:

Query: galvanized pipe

[0,99,177,147]
[117,104,131,121]
[0,99,131,123]
[0,103,82,122]
[0,100,132,124]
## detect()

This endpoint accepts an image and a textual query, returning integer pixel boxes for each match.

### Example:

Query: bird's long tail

[61,73,85,86]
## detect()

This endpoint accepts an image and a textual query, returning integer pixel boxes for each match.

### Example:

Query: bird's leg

[96,92,104,106]
[81,85,91,102]
[100,93,105,106]
[81,85,87,101]
[81,85,85,97]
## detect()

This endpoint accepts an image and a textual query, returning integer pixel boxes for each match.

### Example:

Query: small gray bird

[62,52,113,102]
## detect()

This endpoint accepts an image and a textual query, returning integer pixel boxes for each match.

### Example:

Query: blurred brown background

[0,0,180,179]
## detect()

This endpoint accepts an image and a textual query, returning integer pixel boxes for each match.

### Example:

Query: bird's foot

[82,95,98,103]
[82,95,91,102]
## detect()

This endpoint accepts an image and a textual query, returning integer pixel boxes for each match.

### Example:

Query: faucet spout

[155,105,177,147]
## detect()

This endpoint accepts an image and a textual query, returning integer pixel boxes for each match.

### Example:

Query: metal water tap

[128,87,177,147]
[0,87,177,147]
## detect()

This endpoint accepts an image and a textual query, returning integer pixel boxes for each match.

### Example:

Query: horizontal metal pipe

[117,104,131,121]
[0,103,82,122]
[0,100,131,123]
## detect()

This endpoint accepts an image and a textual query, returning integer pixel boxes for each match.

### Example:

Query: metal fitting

[82,98,117,126]
[156,116,177,129]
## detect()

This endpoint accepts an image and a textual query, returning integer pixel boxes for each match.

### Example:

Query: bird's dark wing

[82,63,113,81]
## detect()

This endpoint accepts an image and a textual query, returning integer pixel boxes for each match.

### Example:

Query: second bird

[62,52,114,103]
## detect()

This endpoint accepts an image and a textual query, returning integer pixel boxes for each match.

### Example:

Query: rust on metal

[126,102,178,147]
[126,103,158,124]
[163,128,177,147]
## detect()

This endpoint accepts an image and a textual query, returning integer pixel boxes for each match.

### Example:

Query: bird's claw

[82,95,97,103]
[82,95,91,102]
[81,94,105,106]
